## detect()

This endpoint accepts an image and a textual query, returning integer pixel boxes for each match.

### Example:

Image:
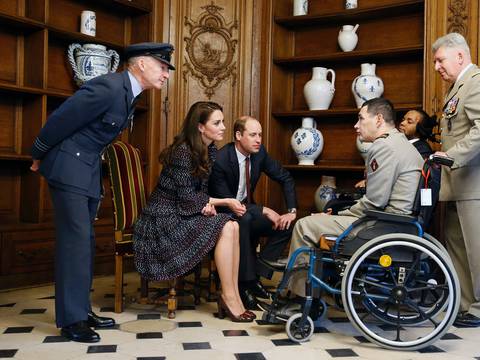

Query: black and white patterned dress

[133,143,231,281]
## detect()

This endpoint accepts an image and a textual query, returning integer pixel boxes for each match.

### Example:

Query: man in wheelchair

[286,98,424,296]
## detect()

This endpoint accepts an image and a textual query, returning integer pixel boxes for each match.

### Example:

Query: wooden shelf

[47,26,124,51]
[284,162,365,172]
[272,104,422,118]
[0,154,32,162]
[0,13,44,32]
[94,0,152,14]
[275,0,424,28]
[274,45,423,67]
[0,82,76,98]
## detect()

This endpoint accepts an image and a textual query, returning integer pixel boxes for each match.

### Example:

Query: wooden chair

[105,141,218,317]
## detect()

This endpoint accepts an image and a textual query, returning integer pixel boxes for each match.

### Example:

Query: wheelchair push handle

[428,154,454,167]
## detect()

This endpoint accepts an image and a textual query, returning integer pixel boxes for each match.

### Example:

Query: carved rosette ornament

[183,2,238,99]
[447,0,468,36]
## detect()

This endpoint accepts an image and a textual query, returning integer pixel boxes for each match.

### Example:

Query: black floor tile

[137,357,166,360]
[178,321,202,328]
[138,313,161,320]
[255,320,272,325]
[223,330,248,336]
[417,345,445,353]
[177,305,196,310]
[38,295,55,300]
[271,339,300,346]
[441,332,462,340]
[4,326,34,334]
[95,324,120,330]
[182,342,211,350]
[235,353,266,360]
[314,327,330,333]
[20,308,47,314]
[377,324,405,331]
[0,303,15,308]
[353,335,369,343]
[326,348,358,357]
[99,307,115,312]
[0,349,18,358]
[329,317,350,323]
[104,293,114,298]
[43,336,70,343]
[137,332,163,339]
[87,345,118,353]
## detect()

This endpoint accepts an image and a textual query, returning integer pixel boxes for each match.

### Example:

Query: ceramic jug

[338,24,359,52]
[356,135,373,161]
[293,0,308,15]
[291,117,324,165]
[351,63,384,108]
[314,175,337,212]
[303,67,335,110]
[67,43,120,86]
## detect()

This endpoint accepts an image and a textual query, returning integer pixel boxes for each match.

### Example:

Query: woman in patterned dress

[134,101,253,322]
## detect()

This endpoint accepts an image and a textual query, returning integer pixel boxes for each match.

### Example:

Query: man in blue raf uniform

[30,42,175,342]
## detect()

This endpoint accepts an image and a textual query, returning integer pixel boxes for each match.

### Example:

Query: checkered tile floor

[1,272,480,359]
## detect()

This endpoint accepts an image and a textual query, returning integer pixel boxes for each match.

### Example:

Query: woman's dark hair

[415,110,438,141]
[159,101,223,178]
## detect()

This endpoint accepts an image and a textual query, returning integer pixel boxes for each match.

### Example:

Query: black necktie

[245,156,251,203]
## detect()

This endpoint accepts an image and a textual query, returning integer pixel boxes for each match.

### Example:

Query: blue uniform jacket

[31,71,135,199]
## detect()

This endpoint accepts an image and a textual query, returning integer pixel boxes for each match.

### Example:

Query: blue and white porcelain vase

[356,135,373,162]
[351,63,384,108]
[291,117,324,165]
[315,175,337,212]
[67,43,120,86]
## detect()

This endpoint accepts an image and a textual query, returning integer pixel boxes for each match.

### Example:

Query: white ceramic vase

[345,0,358,9]
[67,43,120,86]
[314,175,337,212]
[351,63,384,108]
[338,24,359,52]
[303,67,335,110]
[291,117,324,165]
[293,0,308,15]
[356,136,373,162]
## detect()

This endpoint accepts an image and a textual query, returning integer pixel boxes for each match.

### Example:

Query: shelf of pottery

[0,1,152,164]
[270,0,424,172]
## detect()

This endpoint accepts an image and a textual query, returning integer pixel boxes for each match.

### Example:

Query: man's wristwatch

[288,208,297,214]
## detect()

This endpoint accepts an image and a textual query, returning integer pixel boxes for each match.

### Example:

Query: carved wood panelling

[447,0,468,36]
[164,0,260,148]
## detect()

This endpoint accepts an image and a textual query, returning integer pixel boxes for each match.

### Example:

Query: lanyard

[421,163,431,189]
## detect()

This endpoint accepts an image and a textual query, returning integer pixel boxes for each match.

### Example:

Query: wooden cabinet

[0,0,159,289]
[264,0,425,217]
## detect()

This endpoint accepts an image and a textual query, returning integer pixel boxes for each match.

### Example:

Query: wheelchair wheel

[286,313,314,343]
[341,233,460,351]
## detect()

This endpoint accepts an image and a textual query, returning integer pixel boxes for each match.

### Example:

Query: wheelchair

[261,159,460,351]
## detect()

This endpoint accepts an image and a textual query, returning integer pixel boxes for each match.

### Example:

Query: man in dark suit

[209,116,297,310]
[398,109,436,159]
[30,43,175,342]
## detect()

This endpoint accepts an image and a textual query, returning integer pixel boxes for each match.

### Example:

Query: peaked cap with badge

[125,42,175,70]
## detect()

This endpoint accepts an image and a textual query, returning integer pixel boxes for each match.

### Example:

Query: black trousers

[49,186,99,328]
[237,210,292,283]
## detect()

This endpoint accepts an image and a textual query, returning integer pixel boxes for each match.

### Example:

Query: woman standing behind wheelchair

[134,101,253,322]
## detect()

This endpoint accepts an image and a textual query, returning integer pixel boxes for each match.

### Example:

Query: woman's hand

[201,203,217,217]
[228,199,246,217]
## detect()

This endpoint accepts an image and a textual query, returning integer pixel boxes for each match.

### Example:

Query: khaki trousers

[445,201,480,315]
[287,214,358,296]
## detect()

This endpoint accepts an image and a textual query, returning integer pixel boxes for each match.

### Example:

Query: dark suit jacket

[412,139,433,160]
[209,143,297,215]
[31,71,135,199]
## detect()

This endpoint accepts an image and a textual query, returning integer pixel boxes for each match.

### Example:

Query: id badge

[421,188,432,206]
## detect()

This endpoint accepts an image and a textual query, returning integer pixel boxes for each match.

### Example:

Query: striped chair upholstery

[105,141,148,313]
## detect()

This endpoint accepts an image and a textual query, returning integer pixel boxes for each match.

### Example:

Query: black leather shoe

[240,288,259,310]
[61,321,100,343]
[454,312,480,327]
[250,281,271,300]
[87,311,115,328]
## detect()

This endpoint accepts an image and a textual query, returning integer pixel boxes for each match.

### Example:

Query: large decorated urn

[67,43,120,86]
[290,117,324,165]
[351,63,384,108]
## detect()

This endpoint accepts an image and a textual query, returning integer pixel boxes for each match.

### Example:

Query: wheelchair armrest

[364,209,417,224]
